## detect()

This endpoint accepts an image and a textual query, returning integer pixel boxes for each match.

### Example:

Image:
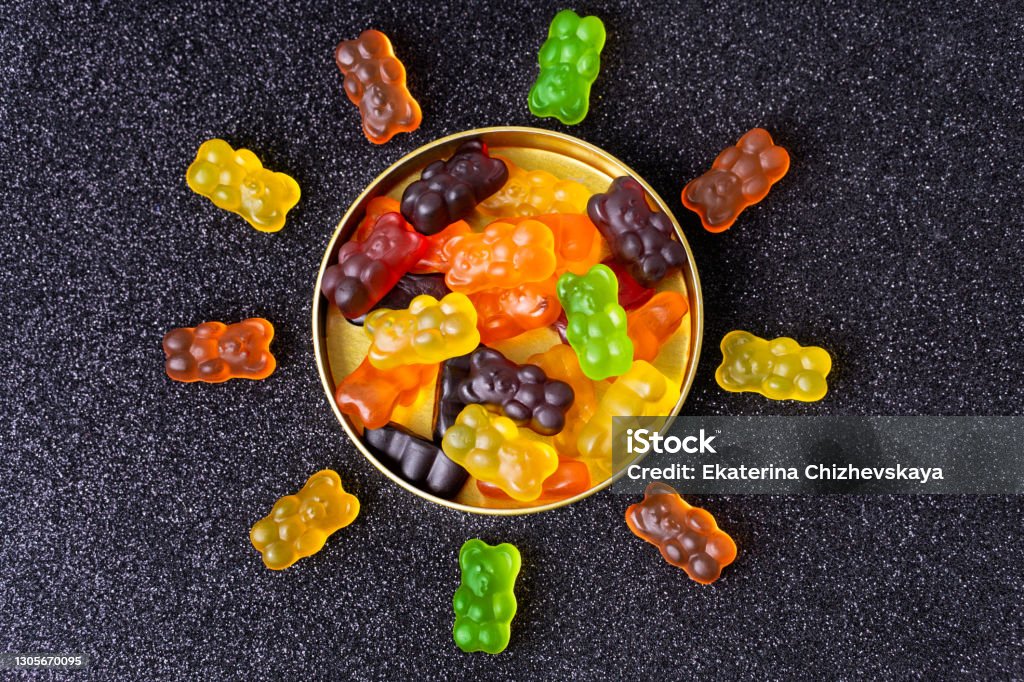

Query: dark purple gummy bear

[457,347,574,436]
[433,352,473,443]
[363,424,468,499]
[349,273,450,325]
[586,176,687,287]
[400,140,508,235]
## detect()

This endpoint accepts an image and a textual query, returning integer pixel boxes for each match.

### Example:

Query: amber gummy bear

[682,128,790,233]
[162,318,275,383]
[250,470,360,570]
[625,481,737,585]
[335,30,422,144]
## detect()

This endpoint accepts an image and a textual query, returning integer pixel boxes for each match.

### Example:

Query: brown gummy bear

[162,318,275,383]
[682,128,790,233]
[625,481,737,585]
[334,30,422,145]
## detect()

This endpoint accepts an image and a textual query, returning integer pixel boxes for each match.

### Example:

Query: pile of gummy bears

[162,10,834,655]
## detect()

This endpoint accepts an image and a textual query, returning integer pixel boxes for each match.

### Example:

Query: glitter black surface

[1,0,1022,678]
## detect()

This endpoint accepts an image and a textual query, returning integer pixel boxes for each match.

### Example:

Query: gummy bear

[577,360,680,481]
[350,274,450,326]
[603,259,655,310]
[627,292,689,362]
[479,157,591,217]
[352,196,401,242]
[409,220,474,274]
[445,219,557,294]
[682,128,790,233]
[186,139,300,233]
[334,358,438,430]
[457,347,575,436]
[401,141,508,235]
[363,292,480,370]
[163,318,276,383]
[453,539,521,654]
[556,264,633,381]
[322,212,428,319]
[469,276,561,345]
[587,176,687,287]
[334,29,422,144]
[528,10,606,125]
[441,404,559,502]
[509,213,605,276]
[364,424,468,499]
[625,481,737,585]
[715,330,831,402]
[434,352,473,442]
[477,459,590,503]
[526,344,598,459]
[250,470,360,570]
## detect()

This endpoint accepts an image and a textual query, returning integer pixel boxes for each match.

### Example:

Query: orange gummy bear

[477,458,591,503]
[470,276,562,345]
[334,358,438,430]
[625,481,737,585]
[445,219,557,294]
[334,30,422,145]
[509,213,604,276]
[162,318,275,383]
[626,291,689,362]
[682,128,790,233]
[250,470,360,570]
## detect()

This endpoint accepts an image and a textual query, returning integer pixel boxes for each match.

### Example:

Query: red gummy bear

[682,128,790,233]
[322,212,427,319]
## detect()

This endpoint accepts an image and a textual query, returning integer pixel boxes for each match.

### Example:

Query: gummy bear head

[557,264,618,315]
[459,539,519,596]
[529,64,588,126]
[299,470,350,529]
[360,78,419,143]
[239,169,293,229]
[447,141,508,199]
[216,319,273,374]
[684,169,743,228]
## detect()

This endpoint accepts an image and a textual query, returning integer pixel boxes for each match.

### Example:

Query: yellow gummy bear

[186,138,300,233]
[441,404,559,502]
[478,157,591,218]
[250,470,359,570]
[715,330,831,402]
[576,360,681,482]
[364,292,480,370]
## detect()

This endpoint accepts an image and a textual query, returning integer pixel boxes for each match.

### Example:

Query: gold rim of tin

[312,126,704,515]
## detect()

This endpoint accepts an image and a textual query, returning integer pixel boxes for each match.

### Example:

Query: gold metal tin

[312,127,703,515]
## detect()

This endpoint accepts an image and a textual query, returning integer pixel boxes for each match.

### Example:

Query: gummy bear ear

[576,17,607,51]
[549,10,580,39]
[335,43,358,71]
[358,30,389,59]
[758,146,791,178]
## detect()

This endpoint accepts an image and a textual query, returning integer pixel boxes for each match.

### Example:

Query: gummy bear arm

[537,40,561,68]
[577,51,601,80]
[491,593,517,621]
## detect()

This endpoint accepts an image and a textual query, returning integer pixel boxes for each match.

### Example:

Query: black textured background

[1,0,1022,679]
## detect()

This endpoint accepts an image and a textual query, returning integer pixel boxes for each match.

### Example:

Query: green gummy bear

[556,264,634,381]
[452,539,521,655]
[527,9,606,125]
